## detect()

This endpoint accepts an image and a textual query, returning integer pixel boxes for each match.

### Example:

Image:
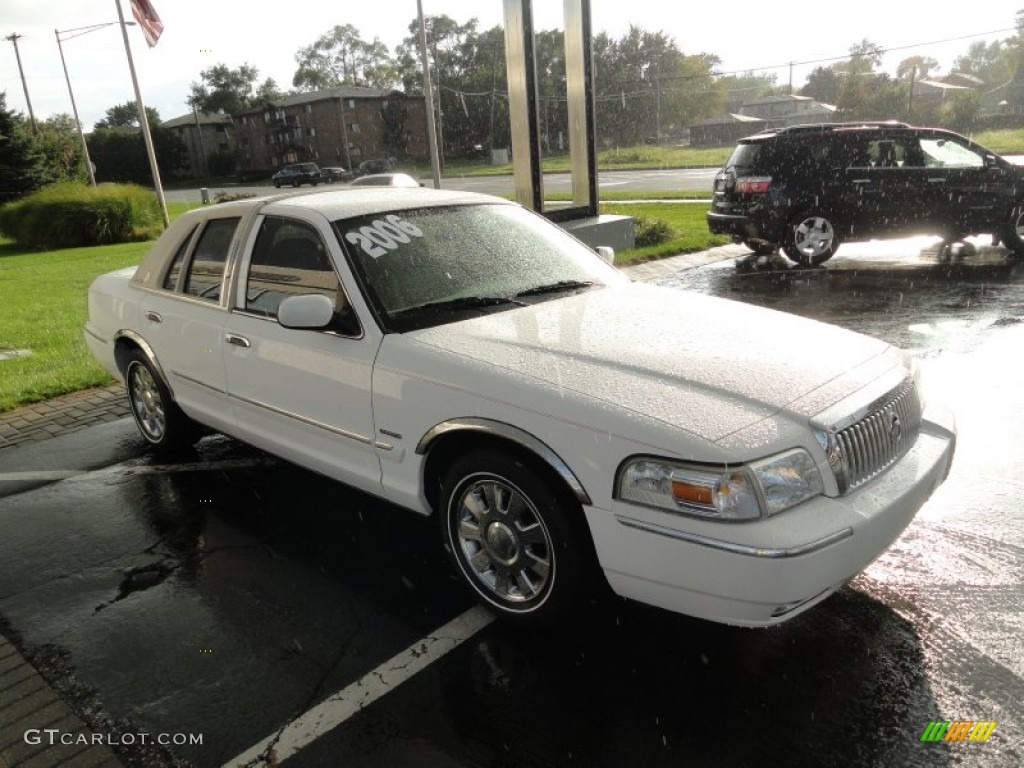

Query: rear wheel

[125,350,199,454]
[439,450,586,627]
[783,212,840,265]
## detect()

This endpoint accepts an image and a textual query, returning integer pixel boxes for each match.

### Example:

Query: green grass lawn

[602,202,728,265]
[0,200,201,412]
[0,241,150,411]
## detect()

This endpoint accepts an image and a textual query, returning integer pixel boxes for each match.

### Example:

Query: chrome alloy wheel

[453,475,554,605]
[128,361,166,441]
[792,216,836,261]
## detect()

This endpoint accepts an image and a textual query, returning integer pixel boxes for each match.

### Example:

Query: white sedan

[85,187,956,627]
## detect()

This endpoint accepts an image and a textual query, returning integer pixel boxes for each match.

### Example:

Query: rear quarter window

[725,142,763,171]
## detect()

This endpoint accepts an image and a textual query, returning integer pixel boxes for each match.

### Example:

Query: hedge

[0,182,162,249]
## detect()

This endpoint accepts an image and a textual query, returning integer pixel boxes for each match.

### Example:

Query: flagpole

[114,0,169,228]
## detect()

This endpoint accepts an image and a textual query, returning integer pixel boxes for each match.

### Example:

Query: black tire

[125,349,199,455]
[439,450,586,627]
[999,204,1024,257]
[273,181,281,188]
[783,211,840,265]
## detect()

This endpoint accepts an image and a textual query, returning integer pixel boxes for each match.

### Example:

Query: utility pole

[55,28,96,185]
[654,60,661,144]
[5,33,38,132]
[417,0,442,188]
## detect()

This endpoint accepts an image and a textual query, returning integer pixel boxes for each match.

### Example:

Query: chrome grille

[828,379,922,493]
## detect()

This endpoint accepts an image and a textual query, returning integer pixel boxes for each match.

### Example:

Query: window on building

[349,123,360,134]
[305,104,312,114]
[347,99,355,109]
[308,127,316,137]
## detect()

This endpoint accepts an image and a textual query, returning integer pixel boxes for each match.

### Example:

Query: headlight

[617,449,823,521]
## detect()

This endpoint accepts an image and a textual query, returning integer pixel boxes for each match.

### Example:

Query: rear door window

[184,217,240,302]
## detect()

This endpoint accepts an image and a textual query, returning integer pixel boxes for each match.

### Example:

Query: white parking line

[0,470,87,481]
[222,605,495,768]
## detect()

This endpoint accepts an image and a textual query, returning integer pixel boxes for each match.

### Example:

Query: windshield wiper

[513,279,596,298]
[390,295,527,317]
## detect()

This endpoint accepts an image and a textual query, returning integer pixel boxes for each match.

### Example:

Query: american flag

[129,0,164,47]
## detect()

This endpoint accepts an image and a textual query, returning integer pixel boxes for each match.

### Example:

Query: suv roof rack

[773,121,912,134]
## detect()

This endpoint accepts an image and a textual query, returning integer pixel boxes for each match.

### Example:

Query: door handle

[225,333,251,348]
[145,311,162,323]
[927,178,946,183]
[850,178,871,184]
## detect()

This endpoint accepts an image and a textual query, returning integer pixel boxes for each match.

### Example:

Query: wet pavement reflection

[1,237,1022,767]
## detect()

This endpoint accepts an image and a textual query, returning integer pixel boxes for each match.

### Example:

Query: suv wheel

[999,205,1024,257]
[784,212,840,265]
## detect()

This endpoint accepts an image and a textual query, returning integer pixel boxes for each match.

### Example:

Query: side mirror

[595,246,615,265]
[278,294,335,330]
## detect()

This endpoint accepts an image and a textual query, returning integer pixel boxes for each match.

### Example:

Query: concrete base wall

[560,214,635,252]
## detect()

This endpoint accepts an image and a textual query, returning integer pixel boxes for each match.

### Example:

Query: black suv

[272,162,321,188]
[707,122,1024,265]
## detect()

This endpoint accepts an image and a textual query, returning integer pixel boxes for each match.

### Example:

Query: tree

[94,101,161,130]
[0,92,51,204]
[896,56,939,82]
[35,114,85,183]
[293,25,398,90]
[188,64,283,115]
[86,102,187,183]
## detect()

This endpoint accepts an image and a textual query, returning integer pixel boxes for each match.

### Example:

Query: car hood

[408,283,898,442]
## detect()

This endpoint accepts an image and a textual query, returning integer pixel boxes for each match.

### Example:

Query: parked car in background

[272,162,321,188]
[85,187,955,628]
[353,158,393,177]
[349,172,421,188]
[320,167,352,183]
[707,122,1024,265]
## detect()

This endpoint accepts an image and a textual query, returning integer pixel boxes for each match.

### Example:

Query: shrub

[633,214,679,247]
[0,182,162,249]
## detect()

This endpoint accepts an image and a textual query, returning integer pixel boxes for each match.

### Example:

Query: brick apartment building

[163,111,235,179]
[233,86,429,177]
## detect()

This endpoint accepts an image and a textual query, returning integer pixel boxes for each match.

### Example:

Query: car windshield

[333,203,627,332]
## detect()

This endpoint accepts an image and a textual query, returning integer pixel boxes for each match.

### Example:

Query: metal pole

[417,0,442,189]
[5,34,37,132]
[55,29,97,186]
[192,107,210,184]
[113,0,169,228]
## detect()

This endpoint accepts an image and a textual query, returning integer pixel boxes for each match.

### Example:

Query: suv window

[920,137,983,168]
[725,142,762,170]
[184,218,240,302]
[244,217,358,335]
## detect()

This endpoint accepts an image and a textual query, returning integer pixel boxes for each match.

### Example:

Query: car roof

[132,188,514,290]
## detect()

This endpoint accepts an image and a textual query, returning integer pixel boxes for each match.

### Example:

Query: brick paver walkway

[0,384,129,453]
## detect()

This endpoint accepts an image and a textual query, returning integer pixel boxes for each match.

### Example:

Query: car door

[918,132,1008,235]
[140,214,241,434]
[222,211,385,495]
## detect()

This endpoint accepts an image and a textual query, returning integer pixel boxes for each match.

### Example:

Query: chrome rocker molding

[615,514,854,558]
[416,418,592,505]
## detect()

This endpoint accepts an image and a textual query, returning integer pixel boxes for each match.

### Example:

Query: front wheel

[783,212,840,265]
[440,450,585,627]
[999,205,1024,257]
[125,350,199,455]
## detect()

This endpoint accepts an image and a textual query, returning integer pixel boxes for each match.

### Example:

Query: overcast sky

[0,0,1017,130]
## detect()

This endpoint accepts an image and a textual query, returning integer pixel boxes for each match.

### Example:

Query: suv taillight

[734,176,772,194]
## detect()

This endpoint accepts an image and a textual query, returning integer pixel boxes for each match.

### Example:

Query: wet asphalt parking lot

[1,237,1022,768]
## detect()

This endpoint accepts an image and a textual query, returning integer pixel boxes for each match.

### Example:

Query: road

[1,237,1022,768]
[163,167,719,202]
